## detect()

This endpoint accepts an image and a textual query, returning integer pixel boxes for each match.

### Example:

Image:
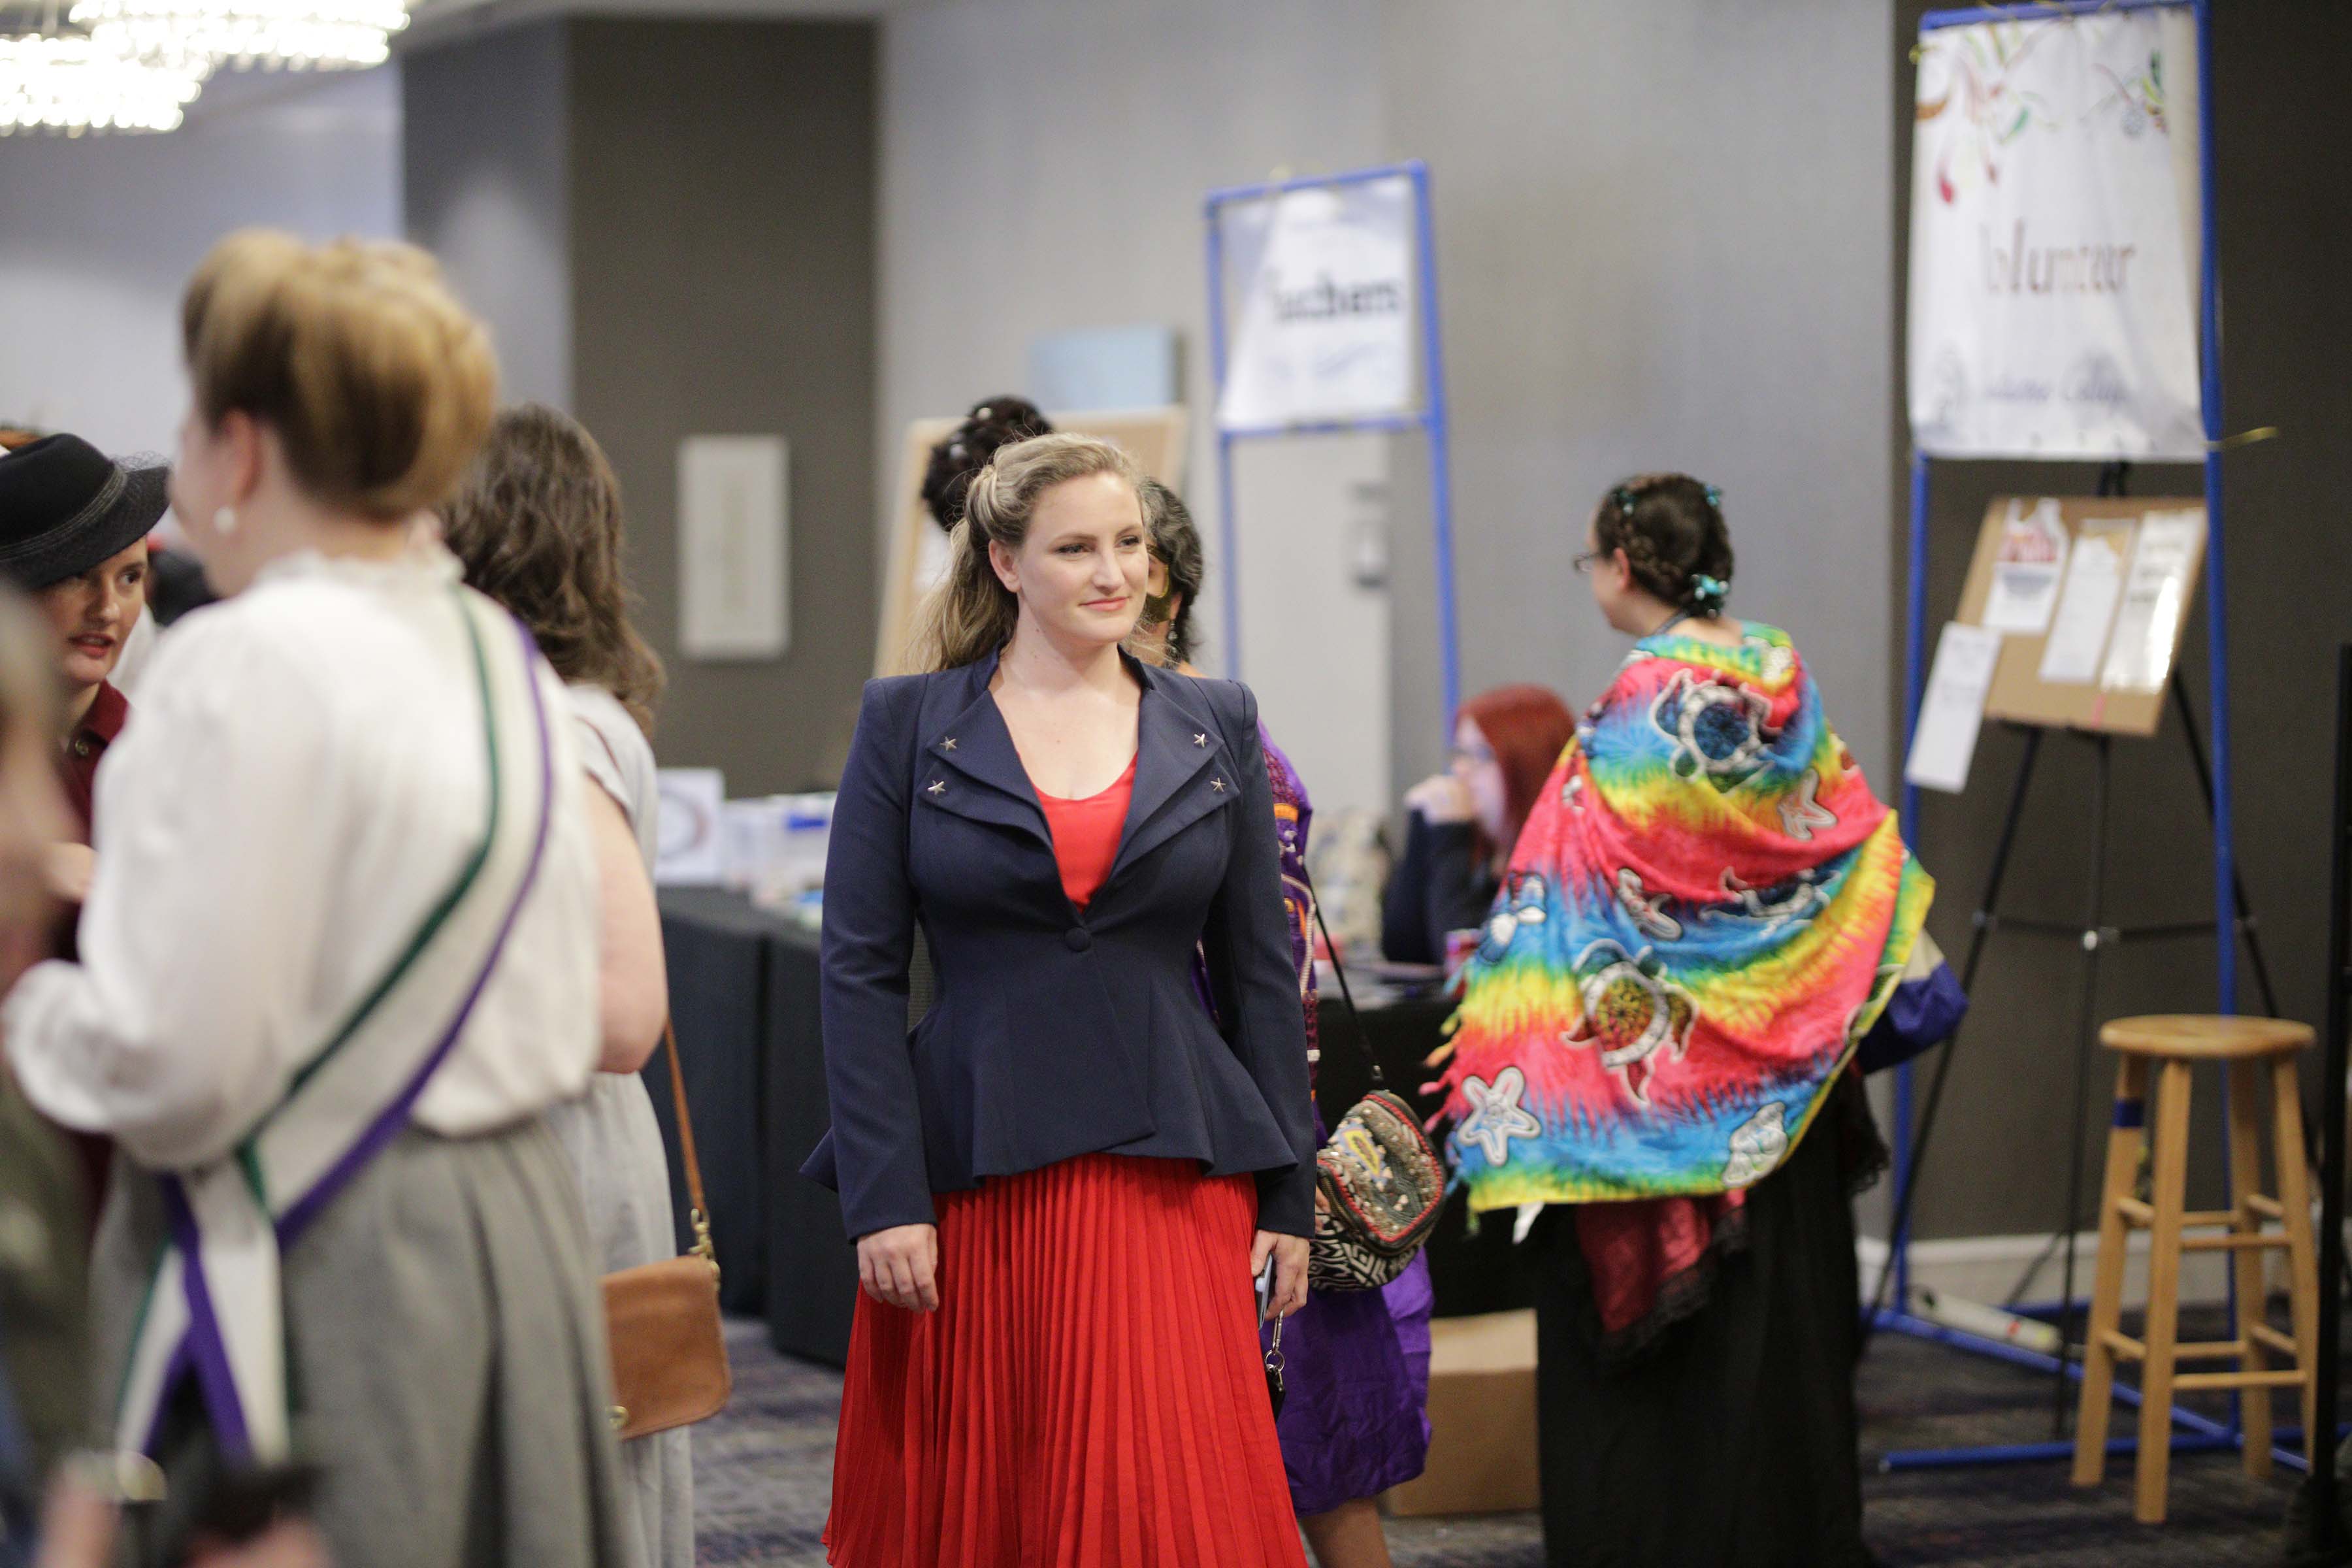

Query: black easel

[2282,644,2352,1563]
[1865,465,2281,1446]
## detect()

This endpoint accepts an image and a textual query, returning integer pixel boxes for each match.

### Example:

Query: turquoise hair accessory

[1703,484,1723,508]
[1689,573,1729,612]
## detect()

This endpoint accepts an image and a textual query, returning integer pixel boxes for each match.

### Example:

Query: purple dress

[1218,728,1433,1516]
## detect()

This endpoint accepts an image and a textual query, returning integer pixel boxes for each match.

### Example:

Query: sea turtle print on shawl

[1431,624,1932,1212]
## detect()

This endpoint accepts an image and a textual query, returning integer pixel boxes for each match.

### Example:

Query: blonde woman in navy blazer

[805,434,1315,1566]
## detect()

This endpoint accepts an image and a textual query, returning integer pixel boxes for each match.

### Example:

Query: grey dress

[551,683,694,1568]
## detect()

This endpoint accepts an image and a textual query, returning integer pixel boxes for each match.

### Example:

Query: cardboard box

[1383,1309,1539,1517]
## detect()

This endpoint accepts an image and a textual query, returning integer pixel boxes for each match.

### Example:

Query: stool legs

[2271,1056,2321,1463]
[2226,1059,2274,1478]
[2134,1060,2194,1524]
[2074,1055,2151,1486]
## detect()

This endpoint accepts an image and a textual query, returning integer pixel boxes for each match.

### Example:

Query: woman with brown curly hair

[442,401,683,1568]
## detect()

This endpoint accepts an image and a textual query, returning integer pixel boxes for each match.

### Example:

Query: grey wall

[406,17,877,794]
[402,24,572,407]
[0,68,400,454]
[570,19,878,794]
[1379,0,1899,802]
[1893,2,2352,1242]
[882,0,1898,818]
[880,0,1383,553]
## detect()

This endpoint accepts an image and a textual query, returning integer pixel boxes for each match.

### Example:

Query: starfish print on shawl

[1613,868,1683,941]
[1456,1066,1543,1167]
[1648,669,1777,785]
[1744,634,1795,685]
[1722,1101,1789,1188]
[1778,767,1837,841]
[1562,939,1697,1106]
[1477,870,1551,962]
[1702,867,1829,935]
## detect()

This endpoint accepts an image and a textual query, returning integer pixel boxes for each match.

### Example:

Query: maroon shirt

[53,678,127,1217]
[60,679,129,843]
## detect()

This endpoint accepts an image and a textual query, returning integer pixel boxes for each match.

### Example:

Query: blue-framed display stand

[1876,0,2303,1475]
[1202,160,1463,731]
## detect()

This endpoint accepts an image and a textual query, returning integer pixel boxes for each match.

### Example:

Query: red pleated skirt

[825,1154,1309,1567]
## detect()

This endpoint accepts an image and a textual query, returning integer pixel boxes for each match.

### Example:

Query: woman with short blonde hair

[3,231,632,1567]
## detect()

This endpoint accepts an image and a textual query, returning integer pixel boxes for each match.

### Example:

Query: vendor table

[651,890,1527,1367]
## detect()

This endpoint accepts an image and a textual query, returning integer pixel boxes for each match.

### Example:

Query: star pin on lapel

[941,737,957,751]
[927,780,947,795]
[1192,733,1207,747]
[1210,777,1226,792]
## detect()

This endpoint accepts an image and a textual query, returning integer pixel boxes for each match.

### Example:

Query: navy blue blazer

[800,649,1318,1243]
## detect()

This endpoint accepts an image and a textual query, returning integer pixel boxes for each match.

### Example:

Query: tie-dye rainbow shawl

[1432,624,1931,1212]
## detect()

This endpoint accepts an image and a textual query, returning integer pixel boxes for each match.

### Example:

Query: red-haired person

[1383,684,1576,965]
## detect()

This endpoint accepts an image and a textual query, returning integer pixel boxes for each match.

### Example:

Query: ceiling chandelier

[0,31,201,133]
[71,0,408,71]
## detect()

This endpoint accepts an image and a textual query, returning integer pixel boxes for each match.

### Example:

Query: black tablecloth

[653,890,1528,1369]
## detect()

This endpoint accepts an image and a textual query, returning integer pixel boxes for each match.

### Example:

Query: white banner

[1907,9,2204,460]
[1216,174,1416,430]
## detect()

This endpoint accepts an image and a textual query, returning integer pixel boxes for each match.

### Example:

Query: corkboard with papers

[1953,497,2207,737]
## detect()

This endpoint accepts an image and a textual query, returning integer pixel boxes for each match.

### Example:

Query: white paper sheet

[679,435,790,661]
[655,768,727,886]
[1982,498,2069,635]
[1906,623,2004,794]
[2099,509,2203,693]
[2037,530,2128,685]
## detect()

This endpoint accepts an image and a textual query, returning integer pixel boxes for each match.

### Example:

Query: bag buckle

[690,1206,719,1279]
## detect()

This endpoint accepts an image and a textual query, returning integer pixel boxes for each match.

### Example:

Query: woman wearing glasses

[1382,685,1575,966]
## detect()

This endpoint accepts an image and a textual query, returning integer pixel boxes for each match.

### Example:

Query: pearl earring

[212,506,238,536]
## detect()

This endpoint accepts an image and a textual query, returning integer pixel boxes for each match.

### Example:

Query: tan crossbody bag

[602,1021,733,1440]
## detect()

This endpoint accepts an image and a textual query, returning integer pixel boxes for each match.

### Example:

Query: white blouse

[3,542,601,1171]
[568,681,659,874]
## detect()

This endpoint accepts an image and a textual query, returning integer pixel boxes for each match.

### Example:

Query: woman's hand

[45,842,94,906]
[856,1222,939,1313]
[1250,1229,1309,1320]
[1403,774,1474,825]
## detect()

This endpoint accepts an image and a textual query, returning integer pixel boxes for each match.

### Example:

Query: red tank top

[1035,755,1137,909]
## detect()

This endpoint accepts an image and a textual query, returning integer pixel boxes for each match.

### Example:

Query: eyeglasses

[1573,550,1605,574]
[1449,743,1497,770]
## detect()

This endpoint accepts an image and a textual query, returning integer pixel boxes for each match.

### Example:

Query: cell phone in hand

[1254,1256,1275,1320]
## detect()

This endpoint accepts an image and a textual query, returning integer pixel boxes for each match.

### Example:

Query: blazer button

[1064,927,1092,953]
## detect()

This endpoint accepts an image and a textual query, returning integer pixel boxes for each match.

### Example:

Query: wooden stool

[2072,1015,2319,1522]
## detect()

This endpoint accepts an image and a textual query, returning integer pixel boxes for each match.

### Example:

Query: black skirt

[1530,1093,1871,1568]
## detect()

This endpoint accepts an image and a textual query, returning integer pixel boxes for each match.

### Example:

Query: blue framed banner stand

[1202,159,1463,734]
[1873,0,2330,1479]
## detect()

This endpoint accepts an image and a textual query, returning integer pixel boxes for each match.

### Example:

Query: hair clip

[1612,486,1638,517]
[1690,573,1729,610]
[1703,485,1722,508]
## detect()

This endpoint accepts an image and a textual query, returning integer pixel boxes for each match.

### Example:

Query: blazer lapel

[918,655,1054,853]
[1107,664,1232,883]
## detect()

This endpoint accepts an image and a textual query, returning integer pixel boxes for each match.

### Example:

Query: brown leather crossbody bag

[601,1022,732,1440]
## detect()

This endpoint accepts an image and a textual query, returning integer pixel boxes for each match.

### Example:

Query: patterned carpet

[692,1313,2327,1566]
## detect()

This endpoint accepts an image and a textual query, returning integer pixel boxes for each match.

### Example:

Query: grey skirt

[90,1117,639,1568]
[549,1074,694,1568]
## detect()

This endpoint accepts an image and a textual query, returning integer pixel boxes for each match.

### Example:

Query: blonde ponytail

[906,433,1143,672]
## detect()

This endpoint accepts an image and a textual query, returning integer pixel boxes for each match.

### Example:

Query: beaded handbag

[1304,882,1446,1292]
